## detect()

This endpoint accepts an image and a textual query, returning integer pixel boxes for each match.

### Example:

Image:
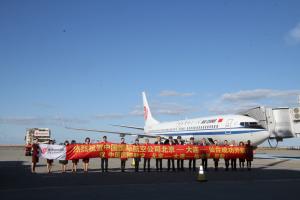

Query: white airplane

[67,92,270,146]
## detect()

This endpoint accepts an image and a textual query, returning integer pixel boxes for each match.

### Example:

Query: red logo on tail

[144,106,148,120]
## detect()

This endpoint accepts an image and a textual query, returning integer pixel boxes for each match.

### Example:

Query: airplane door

[225,119,234,134]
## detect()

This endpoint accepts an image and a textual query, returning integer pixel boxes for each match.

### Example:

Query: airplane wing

[110,124,144,130]
[65,127,158,138]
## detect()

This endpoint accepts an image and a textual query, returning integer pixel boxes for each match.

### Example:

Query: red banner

[66,143,249,160]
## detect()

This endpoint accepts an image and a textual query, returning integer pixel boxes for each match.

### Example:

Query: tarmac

[0,146,300,200]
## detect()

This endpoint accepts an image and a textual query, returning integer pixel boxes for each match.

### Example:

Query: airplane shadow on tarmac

[1,160,300,188]
[0,160,300,200]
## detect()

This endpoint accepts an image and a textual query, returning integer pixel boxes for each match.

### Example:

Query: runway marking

[265,159,289,166]
[258,159,290,169]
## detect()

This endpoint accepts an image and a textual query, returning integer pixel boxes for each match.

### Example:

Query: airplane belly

[192,129,269,146]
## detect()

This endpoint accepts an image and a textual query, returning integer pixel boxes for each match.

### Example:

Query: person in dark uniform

[175,136,184,171]
[245,140,254,171]
[154,136,163,171]
[230,140,237,171]
[166,136,175,172]
[101,136,109,172]
[59,140,69,173]
[82,137,90,173]
[238,141,245,170]
[188,137,196,172]
[133,139,141,172]
[31,139,39,173]
[213,140,219,171]
[223,140,230,171]
[71,140,79,173]
[46,140,54,173]
[143,138,151,172]
[120,137,127,172]
[199,138,208,171]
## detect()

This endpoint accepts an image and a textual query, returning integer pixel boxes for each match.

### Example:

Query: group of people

[30,135,253,173]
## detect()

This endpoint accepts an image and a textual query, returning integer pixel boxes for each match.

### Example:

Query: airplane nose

[263,130,271,138]
[253,130,270,146]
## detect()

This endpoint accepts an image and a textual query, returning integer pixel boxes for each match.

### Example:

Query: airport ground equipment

[24,128,51,156]
[240,107,300,147]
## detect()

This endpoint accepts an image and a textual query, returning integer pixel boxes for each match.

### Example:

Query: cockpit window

[240,122,264,129]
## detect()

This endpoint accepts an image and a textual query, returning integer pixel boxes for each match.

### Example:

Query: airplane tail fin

[142,92,159,127]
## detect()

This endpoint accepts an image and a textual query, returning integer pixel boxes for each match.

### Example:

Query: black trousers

[134,158,140,172]
[101,158,108,172]
[213,158,219,170]
[231,158,237,170]
[189,159,196,171]
[143,158,150,171]
[201,158,207,170]
[167,159,175,171]
[121,159,126,172]
[177,159,184,171]
[246,160,251,170]
[156,159,162,171]
[224,159,230,171]
[239,159,245,168]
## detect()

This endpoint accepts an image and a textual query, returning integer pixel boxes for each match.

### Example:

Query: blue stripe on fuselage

[157,129,263,136]
[149,127,259,134]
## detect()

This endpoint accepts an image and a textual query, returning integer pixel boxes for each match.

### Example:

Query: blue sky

[0,0,300,146]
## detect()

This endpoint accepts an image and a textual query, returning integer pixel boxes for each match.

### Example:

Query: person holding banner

[71,140,79,173]
[167,136,175,172]
[31,139,39,173]
[188,137,196,172]
[223,140,230,171]
[120,137,127,172]
[175,136,184,171]
[133,139,141,172]
[230,140,237,171]
[154,136,163,172]
[213,140,219,171]
[143,138,151,172]
[82,137,90,173]
[245,140,254,171]
[59,140,69,173]
[101,136,109,172]
[46,140,54,173]
[238,141,246,169]
[200,138,208,171]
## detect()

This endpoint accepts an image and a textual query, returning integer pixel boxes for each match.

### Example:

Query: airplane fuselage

[144,114,270,146]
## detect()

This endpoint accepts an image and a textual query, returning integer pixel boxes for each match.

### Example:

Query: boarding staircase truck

[240,106,300,147]
[24,128,51,156]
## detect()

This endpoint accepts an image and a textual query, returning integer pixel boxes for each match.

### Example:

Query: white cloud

[93,91,197,120]
[209,89,300,114]
[159,90,196,97]
[0,117,45,125]
[221,89,300,102]
[129,105,144,116]
[130,102,197,116]
[94,114,125,120]
[0,116,88,126]
[209,102,260,115]
[285,22,300,45]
